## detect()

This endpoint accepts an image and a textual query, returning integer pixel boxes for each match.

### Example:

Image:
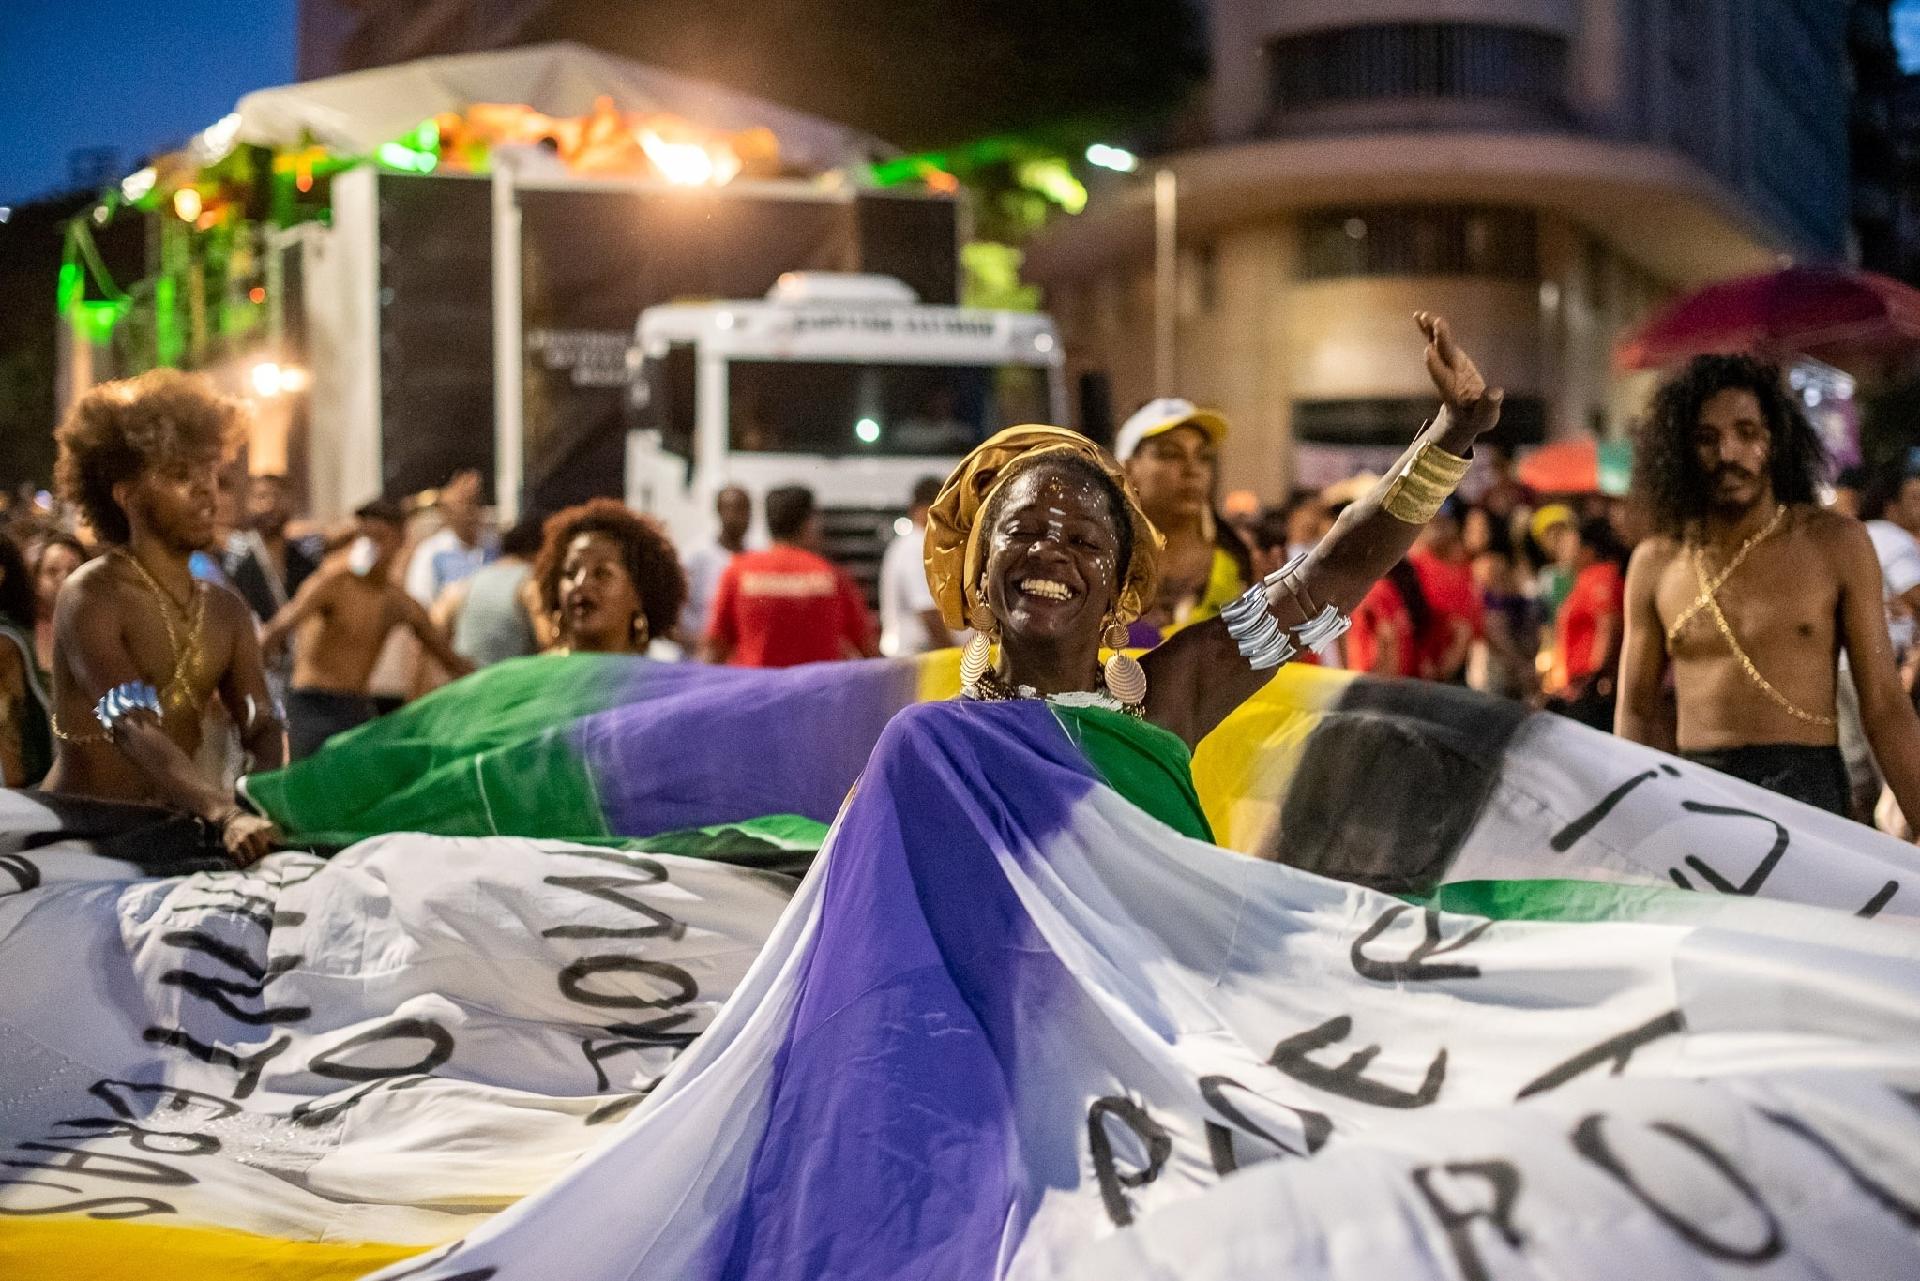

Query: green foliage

[961,242,1039,311]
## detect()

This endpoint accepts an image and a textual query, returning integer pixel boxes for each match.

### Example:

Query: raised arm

[400,592,477,680]
[1836,521,1920,833]
[1284,316,1499,618]
[1614,541,1677,752]
[1143,313,1503,746]
[58,580,275,864]
[260,564,338,658]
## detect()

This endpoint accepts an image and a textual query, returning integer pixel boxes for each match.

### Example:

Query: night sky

[0,0,296,206]
[1900,0,1920,73]
[4,0,1920,207]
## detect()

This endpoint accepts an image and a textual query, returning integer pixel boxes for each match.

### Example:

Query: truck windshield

[726,360,1050,456]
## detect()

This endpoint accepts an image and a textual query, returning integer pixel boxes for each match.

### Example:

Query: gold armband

[1381,438,1472,525]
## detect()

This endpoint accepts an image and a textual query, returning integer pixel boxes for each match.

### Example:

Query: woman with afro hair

[533,500,687,655]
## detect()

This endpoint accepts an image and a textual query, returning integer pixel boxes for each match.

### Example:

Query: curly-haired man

[1617,354,1920,823]
[42,370,283,863]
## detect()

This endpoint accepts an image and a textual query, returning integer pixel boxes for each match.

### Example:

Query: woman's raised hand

[1417,311,1503,440]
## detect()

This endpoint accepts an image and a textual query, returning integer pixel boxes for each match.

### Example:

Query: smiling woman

[924,313,1506,833]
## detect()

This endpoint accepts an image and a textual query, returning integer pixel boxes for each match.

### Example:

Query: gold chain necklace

[50,550,207,744]
[1673,506,1835,728]
[1665,505,1787,644]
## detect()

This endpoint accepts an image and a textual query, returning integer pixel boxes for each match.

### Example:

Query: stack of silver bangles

[1219,553,1351,670]
[94,680,162,734]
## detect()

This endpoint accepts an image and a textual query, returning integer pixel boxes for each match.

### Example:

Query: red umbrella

[1516,439,1633,496]
[1615,265,1920,370]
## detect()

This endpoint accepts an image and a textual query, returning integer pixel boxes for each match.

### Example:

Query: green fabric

[639,815,828,875]
[1418,878,1724,925]
[1050,702,1215,843]
[289,813,828,876]
[247,655,632,841]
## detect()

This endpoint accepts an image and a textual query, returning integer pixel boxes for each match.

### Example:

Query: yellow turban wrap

[924,424,1162,633]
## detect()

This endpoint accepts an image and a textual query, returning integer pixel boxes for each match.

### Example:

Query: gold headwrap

[924,425,1162,632]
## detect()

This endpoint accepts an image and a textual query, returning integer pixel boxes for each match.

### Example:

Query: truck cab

[627,272,1066,602]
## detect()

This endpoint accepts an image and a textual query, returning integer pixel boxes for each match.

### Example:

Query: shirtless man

[262,498,474,760]
[1616,354,1920,821]
[41,371,284,864]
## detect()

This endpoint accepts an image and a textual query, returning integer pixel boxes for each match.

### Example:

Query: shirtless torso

[1619,503,1920,824]
[42,551,283,822]
[286,566,420,693]
[265,556,472,695]
[1635,506,1846,751]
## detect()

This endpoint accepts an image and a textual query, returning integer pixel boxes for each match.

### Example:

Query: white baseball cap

[1113,398,1229,462]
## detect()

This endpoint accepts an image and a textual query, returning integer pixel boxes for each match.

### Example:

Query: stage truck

[627,272,1064,595]
[278,163,1002,531]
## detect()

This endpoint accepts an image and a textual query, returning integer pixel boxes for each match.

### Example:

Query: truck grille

[820,505,907,614]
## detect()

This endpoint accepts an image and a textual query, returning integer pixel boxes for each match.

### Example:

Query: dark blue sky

[0,0,297,205]
[3,1,1920,204]
[1899,0,1920,73]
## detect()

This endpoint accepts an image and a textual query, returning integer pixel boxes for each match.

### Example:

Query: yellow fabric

[913,646,964,701]
[924,425,1162,633]
[1190,662,1356,852]
[1161,547,1246,637]
[0,1219,430,1281]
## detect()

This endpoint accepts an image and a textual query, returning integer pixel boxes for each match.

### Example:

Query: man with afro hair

[1617,354,1920,823]
[41,370,282,864]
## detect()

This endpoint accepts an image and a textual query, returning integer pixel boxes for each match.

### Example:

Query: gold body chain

[1670,506,1835,729]
[49,550,208,744]
[1664,505,1787,643]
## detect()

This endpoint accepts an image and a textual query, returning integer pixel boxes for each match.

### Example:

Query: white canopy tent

[230,41,897,176]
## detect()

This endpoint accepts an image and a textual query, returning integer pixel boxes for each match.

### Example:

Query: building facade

[1028,0,1858,498]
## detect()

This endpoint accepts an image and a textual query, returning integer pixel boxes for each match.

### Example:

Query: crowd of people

[5,324,1920,856]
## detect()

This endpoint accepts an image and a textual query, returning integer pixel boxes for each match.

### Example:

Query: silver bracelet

[1220,584,1296,669]
[1220,554,1351,670]
[94,680,162,734]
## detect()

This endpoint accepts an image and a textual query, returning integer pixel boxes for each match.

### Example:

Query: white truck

[627,272,1066,596]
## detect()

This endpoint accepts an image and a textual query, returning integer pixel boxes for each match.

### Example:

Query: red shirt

[1409,547,1482,680]
[1557,561,1624,685]
[707,545,875,668]
[1347,579,1420,678]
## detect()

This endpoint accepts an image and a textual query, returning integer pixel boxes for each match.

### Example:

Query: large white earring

[1101,611,1145,706]
[1103,650,1146,706]
[961,632,993,690]
[961,585,996,692]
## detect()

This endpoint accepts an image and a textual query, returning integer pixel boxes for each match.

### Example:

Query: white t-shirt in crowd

[680,541,739,639]
[879,523,939,657]
[1866,519,1920,654]
[407,527,493,606]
